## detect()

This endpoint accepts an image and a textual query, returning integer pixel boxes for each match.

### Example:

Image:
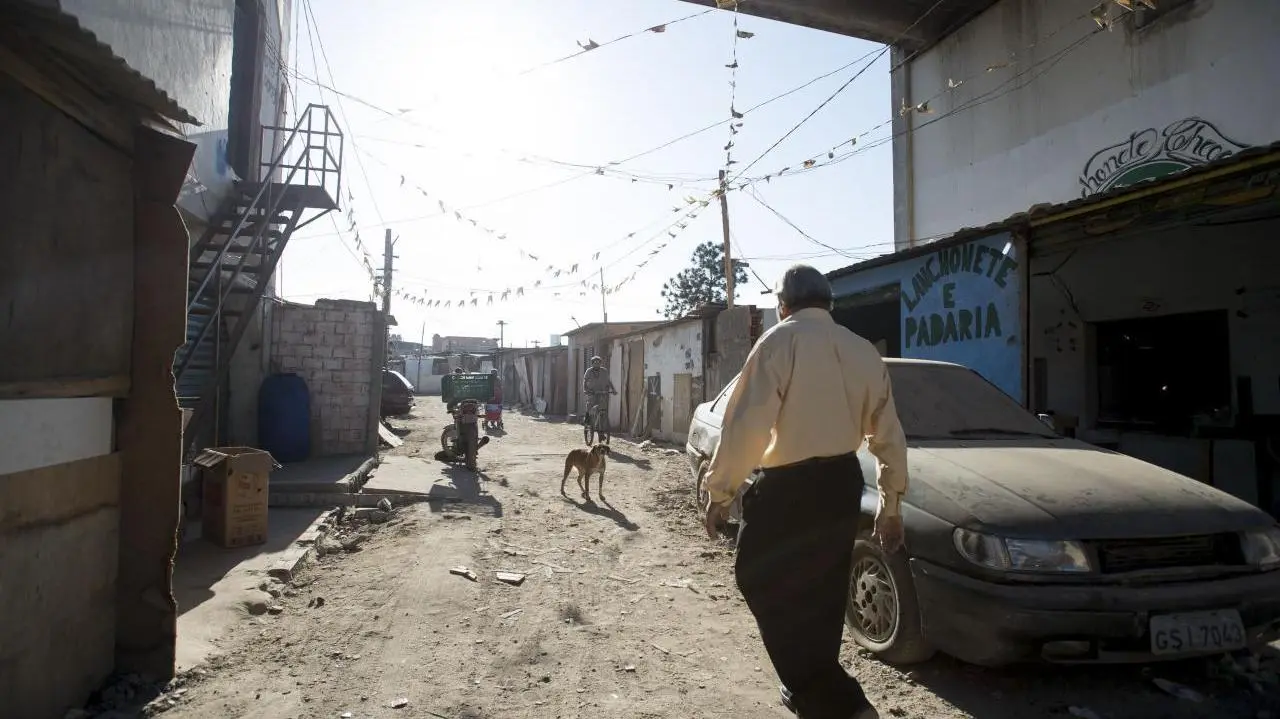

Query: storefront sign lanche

[1078,117,1250,197]
[902,240,1018,351]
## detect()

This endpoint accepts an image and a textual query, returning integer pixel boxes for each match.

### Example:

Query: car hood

[904,439,1273,539]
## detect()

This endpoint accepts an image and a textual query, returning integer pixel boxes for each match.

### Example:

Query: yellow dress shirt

[704,308,909,517]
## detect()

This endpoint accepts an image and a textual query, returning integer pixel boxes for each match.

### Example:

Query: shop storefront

[1026,143,1280,517]
[828,230,1026,403]
[830,144,1280,517]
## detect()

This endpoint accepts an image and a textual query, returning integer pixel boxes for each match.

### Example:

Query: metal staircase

[176,103,344,453]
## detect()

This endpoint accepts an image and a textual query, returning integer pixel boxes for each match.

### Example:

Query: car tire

[845,539,934,665]
[693,461,710,509]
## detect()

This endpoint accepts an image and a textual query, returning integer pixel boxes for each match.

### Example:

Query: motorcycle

[437,372,494,471]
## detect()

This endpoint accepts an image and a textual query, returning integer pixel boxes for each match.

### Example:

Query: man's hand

[704,498,730,539]
[872,513,905,554]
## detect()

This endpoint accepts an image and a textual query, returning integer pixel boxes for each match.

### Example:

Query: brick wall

[270,299,378,456]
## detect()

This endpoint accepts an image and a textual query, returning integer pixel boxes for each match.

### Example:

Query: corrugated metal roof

[827,142,1280,282]
[0,1,199,125]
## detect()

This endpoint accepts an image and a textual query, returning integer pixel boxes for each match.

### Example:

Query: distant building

[431,334,499,353]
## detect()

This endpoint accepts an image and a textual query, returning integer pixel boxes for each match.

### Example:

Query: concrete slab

[173,507,328,671]
[362,454,471,503]
[268,454,376,507]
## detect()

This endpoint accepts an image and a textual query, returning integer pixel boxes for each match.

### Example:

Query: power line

[515,8,716,76]
[279,37,889,179]
[742,18,1111,189]
[743,187,890,260]
[301,0,387,225]
[728,0,949,183]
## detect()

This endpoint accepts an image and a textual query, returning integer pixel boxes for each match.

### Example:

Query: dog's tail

[562,453,574,482]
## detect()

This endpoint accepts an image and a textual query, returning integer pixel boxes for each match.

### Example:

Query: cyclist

[581,355,616,432]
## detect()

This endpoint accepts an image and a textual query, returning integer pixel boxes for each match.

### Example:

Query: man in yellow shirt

[703,265,908,719]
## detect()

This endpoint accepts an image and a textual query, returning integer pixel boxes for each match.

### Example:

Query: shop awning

[1025,142,1280,256]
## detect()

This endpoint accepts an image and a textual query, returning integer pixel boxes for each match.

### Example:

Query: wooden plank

[0,453,121,534]
[0,375,130,400]
[0,72,135,384]
[672,373,693,436]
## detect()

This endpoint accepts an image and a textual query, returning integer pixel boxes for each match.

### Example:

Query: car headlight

[953,528,1092,573]
[1241,527,1280,568]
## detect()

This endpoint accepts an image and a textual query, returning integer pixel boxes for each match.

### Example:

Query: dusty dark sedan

[380,369,415,418]
[685,358,1280,666]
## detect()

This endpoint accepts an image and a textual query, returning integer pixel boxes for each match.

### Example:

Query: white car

[683,358,1280,667]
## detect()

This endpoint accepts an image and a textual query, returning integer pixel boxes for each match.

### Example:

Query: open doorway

[832,283,901,357]
[1094,310,1232,434]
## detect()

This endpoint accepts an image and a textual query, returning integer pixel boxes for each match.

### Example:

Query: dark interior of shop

[832,284,902,357]
[1094,310,1233,433]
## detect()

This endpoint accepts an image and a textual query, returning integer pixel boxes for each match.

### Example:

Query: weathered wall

[269,299,377,456]
[0,455,122,719]
[0,398,114,475]
[564,322,661,417]
[705,307,755,401]
[0,75,134,717]
[607,320,704,441]
[893,0,1280,246]
[59,0,294,220]
[829,232,1024,402]
[0,71,133,385]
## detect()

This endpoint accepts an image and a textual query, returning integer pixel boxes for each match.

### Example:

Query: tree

[659,241,748,319]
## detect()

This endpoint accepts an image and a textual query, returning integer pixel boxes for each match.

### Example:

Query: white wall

[640,322,704,440]
[896,0,1280,246]
[61,0,294,221]
[0,398,114,475]
[1029,220,1280,429]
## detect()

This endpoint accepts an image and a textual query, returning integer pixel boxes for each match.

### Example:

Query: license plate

[1150,609,1246,655]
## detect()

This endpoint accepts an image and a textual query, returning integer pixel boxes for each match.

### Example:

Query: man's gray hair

[775,264,833,310]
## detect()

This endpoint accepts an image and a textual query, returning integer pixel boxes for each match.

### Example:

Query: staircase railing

[176,104,343,449]
[176,104,342,382]
[259,102,344,213]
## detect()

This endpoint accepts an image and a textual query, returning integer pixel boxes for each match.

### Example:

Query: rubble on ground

[67,665,212,718]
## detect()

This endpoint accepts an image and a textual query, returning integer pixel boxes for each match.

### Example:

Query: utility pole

[599,267,608,325]
[380,229,395,314]
[496,320,506,374]
[717,170,735,309]
[415,321,425,389]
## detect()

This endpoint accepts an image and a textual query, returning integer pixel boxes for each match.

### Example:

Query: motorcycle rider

[581,355,616,428]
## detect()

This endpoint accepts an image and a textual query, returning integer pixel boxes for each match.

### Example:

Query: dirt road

[159,412,1277,719]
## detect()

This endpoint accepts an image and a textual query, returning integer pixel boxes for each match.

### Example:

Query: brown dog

[562,444,610,500]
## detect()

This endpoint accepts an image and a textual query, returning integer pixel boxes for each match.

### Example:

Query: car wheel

[846,539,934,665]
[693,461,710,509]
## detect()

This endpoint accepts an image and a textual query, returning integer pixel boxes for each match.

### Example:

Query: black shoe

[782,685,879,719]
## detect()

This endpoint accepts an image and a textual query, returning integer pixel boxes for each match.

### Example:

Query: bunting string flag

[733,3,1113,189]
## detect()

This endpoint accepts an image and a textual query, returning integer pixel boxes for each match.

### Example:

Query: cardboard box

[195,447,277,548]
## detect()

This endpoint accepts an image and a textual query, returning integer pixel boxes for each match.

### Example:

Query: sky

[278,0,896,349]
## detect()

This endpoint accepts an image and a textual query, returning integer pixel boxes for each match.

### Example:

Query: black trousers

[735,453,869,719]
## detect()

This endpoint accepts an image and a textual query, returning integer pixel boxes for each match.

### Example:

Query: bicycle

[583,391,613,446]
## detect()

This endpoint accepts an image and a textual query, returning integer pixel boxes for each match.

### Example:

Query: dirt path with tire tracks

[147,412,1277,719]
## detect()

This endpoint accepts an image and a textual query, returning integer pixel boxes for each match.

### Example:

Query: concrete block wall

[270,299,378,456]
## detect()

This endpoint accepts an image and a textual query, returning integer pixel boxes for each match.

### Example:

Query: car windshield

[888,363,1057,440]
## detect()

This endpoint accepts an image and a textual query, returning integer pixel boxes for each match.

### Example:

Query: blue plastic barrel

[258,373,311,463]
